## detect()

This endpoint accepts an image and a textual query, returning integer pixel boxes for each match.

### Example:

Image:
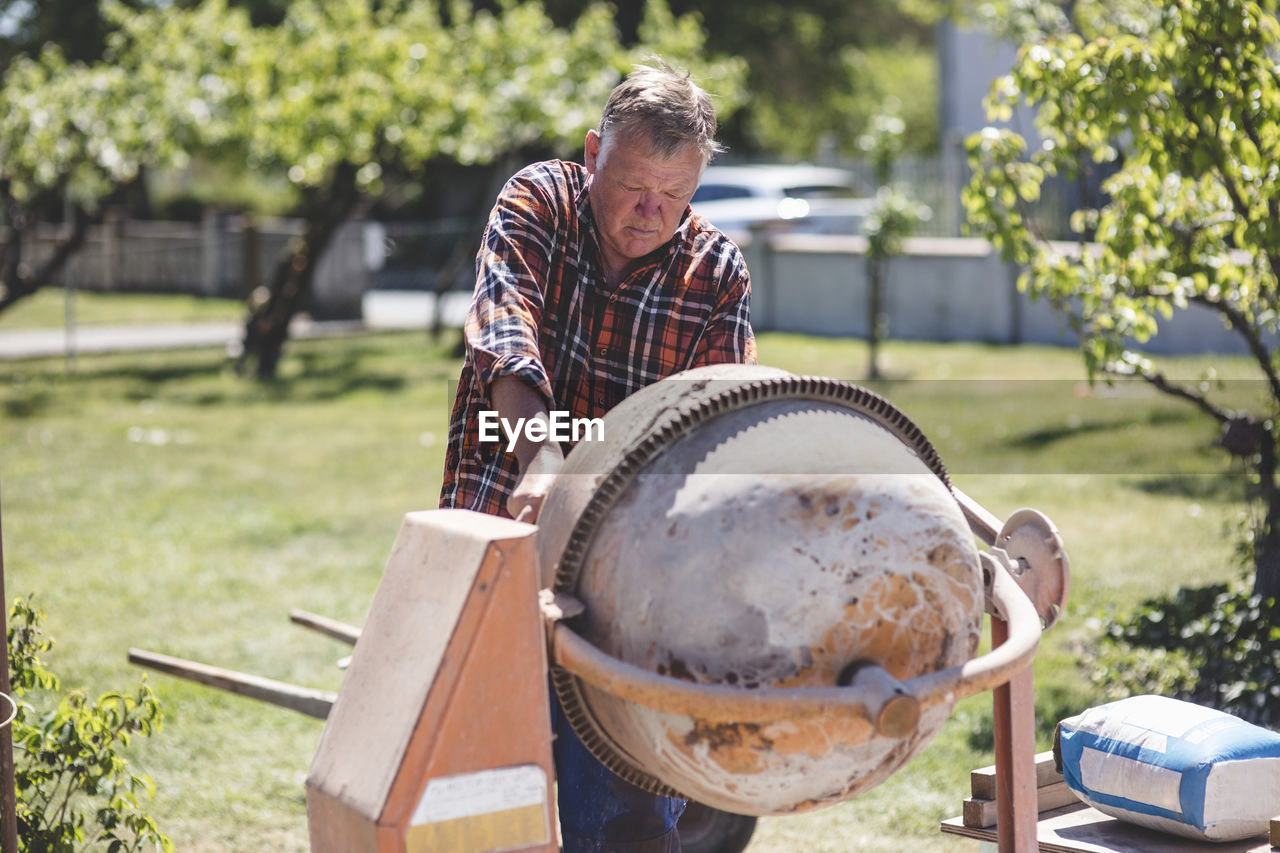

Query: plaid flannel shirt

[438,159,756,517]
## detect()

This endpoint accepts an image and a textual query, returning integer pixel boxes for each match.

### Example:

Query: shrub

[6,597,172,852]
[1088,583,1280,726]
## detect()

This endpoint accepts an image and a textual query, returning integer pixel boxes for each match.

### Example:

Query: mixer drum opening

[537,365,985,816]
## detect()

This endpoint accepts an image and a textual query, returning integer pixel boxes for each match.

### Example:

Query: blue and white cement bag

[1056,695,1280,841]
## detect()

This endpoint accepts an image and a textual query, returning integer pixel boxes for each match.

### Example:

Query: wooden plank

[963,781,1080,828]
[129,648,336,719]
[1269,816,1278,848]
[942,802,1275,853]
[290,608,362,646]
[972,750,1062,800]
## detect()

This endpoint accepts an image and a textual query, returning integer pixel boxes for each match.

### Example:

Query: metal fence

[9,213,371,319]
[838,149,1077,240]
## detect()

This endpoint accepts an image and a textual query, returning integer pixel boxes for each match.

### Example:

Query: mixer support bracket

[958,489,1070,630]
[959,487,1071,853]
[991,610,1040,853]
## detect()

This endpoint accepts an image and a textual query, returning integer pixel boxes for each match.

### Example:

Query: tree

[0,0,227,314]
[857,103,930,379]
[963,0,1280,597]
[205,0,744,378]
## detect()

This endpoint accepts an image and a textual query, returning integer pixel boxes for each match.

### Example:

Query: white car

[690,164,873,237]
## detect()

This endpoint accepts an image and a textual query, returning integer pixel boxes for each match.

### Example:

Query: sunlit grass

[1,289,244,328]
[0,324,1253,851]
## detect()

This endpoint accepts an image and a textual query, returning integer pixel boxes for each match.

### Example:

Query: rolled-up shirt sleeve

[691,241,757,367]
[464,172,559,407]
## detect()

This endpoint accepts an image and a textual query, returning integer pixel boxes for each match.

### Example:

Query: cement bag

[1056,694,1280,841]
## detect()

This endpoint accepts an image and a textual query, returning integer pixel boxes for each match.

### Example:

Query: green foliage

[860,104,932,256]
[2,0,745,213]
[865,186,932,259]
[963,0,1280,597]
[633,0,747,123]
[1088,582,1280,725]
[112,0,743,196]
[0,0,254,209]
[694,1,937,158]
[966,0,1280,377]
[8,597,171,852]
[0,47,179,209]
[858,108,907,187]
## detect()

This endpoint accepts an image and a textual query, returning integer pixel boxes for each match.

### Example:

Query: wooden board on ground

[963,780,1079,828]
[970,750,1062,800]
[942,803,1273,853]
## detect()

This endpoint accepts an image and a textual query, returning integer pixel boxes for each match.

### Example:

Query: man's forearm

[489,376,557,471]
[489,376,565,522]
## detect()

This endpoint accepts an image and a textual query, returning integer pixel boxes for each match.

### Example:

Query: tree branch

[1186,291,1280,404]
[1121,365,1234,425]
[0,178,137,314]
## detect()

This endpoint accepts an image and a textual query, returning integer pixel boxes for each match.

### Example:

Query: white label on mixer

[411,764,547,825]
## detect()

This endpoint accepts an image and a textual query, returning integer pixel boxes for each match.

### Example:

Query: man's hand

[508,441,565,523]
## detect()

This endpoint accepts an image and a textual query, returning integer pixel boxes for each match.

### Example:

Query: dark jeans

[551,694,686,852]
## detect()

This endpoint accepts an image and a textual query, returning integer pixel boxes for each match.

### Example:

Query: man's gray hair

[597,61,724,165]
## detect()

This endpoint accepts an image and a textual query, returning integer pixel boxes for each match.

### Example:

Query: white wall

[742,233,1253,356]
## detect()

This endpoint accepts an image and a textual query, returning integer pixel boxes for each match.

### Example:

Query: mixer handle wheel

[993,508,1069,629]
[954,490,1069,630]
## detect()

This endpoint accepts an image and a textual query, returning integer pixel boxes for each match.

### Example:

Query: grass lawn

[0,320,1257,851]
[0,289,244,329]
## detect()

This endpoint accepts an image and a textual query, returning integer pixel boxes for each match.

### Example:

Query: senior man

[440,61,755,852]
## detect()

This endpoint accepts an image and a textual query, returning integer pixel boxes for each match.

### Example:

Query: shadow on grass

[1005,408,1198,451]
[46,338,440,406]
[273,349,410,402]
[964,683,1088,753]
[2,388,55,419]
[1126,472,1242,502]
[1005,418,1121,449]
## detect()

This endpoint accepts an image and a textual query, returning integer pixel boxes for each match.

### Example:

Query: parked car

[690,164,873,237]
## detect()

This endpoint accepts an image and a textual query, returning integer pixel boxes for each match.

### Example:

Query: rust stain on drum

[670,721,773,775]
[762,713,877,759]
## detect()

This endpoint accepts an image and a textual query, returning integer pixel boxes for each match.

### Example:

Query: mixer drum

[537,365,985,816]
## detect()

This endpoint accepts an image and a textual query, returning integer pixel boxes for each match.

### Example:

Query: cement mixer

[305,364,1068,852]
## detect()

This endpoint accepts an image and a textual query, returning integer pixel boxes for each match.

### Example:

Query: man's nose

[636,193,661,218]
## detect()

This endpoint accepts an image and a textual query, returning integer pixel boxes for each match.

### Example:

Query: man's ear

[584,129,601,174]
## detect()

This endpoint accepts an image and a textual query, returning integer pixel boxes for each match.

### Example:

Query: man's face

[584,127,704,281]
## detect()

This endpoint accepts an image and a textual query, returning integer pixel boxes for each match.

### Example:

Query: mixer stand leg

[991,614,1038,853]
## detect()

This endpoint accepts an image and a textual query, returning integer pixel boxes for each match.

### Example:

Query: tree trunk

[239,162,361,380]
[867,255,884,380]
[1254,437,1280,599]
[0,183,103,315]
